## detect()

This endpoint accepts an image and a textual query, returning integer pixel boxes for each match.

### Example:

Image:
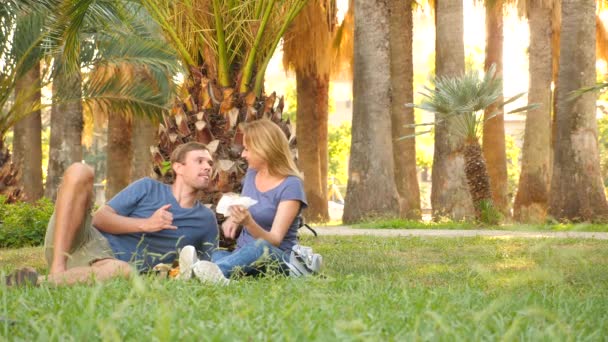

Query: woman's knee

[254,239,273,249]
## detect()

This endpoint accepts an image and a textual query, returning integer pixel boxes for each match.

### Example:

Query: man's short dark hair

[170,142,209,164]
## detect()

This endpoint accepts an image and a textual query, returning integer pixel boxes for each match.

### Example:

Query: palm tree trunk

[13,64,43,203]
[482,0,509,215]
[106,113,133,199]
[432,0,475,220]
[296,71,330,222]
[513,1,553,222]
[389,0,420,219]
[463,138,493,216]
[548,0,608,221]
[131,115,156,181]
[343,0,400,223]
[46,67,83,201]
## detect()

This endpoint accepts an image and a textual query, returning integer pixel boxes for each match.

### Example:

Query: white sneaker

[177,245,198,280]
[192,261,230,285]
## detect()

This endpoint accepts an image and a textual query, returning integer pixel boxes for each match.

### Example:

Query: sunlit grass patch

[352,218,608,232]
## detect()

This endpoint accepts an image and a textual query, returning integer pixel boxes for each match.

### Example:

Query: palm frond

[407,65,520,141]
[81,67,170,121]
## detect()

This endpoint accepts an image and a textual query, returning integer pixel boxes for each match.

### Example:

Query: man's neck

[171,181,198,208]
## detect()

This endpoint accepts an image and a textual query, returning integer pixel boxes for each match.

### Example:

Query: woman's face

[242,137,266,170]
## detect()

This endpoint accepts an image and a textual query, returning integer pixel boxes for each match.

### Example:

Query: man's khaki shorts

[44,210,115,269]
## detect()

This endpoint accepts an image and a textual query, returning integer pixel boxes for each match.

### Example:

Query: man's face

[174,149,213,190]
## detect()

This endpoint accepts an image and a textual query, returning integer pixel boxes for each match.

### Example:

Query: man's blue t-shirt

[98,178,218,272]
[236,169,307,252]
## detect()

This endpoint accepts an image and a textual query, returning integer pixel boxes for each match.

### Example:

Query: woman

[179,119,307,283]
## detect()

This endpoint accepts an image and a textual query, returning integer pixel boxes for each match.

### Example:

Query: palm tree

[342,0,401,223]
[410,67,530,222]
[432,0,475,220]
[141,0,307,207]
[1,0,179,202]
[283,0,336,223]
[548,0,608,221]
[389,0,420,219]
[513,0,554,222]
[0,2,44,202]
[482,0,509,215]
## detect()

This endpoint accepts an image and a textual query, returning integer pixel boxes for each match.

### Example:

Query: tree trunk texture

[0,137,22,202]
[296,70,330,223]
[482,0,509,215]
[106,113,133,199]
[13,64,43,203]
[343,0,400,223]
[432,0,475,220]
[389,0,421,219]
[45,68,83,201]
[513,2,553,222]
[463,139,493,216]
[548,0,608,221]
[131,115,157,181]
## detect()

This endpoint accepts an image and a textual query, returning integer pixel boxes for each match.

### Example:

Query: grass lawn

[2,236,608,340]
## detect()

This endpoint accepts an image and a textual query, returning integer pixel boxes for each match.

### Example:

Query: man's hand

[141,204,177,232]
[221,218,240,239]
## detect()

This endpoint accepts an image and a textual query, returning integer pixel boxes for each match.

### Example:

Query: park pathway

[302,226,608,240]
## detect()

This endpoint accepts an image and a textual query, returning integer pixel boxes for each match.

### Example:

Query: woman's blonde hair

[242,119,301,179]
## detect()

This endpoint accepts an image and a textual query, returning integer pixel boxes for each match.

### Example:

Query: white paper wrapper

[216,193,258,216]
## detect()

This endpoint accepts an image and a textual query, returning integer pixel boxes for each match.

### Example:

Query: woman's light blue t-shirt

[236,169,307,252]
[99,178,218,272]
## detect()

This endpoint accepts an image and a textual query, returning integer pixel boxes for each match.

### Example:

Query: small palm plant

[408,66,532,222]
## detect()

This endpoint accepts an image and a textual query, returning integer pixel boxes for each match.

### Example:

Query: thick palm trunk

[13,65,43,202]
[463,138,493,217]
[106,113,132,199]
[389,0,420,219]
[131,115,156,181]
[513,1,553,222]
[343,0,400,223]
[0,138,22,202]
[296,71,329,222]
[432,0,474,220]
[482,0,509,215]
[46,68,83,201]
[548,0,608,221]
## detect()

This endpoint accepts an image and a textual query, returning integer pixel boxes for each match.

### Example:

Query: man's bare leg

[49,163,96,275]
[43,259,132,286]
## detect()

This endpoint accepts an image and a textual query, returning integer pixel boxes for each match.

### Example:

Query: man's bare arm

[92,204,177,234]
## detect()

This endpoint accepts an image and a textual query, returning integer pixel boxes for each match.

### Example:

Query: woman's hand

[221,218,240,239]
[228,205,253,227]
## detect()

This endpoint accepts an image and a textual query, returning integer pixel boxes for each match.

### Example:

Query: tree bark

[13,64,43,203]
[432,0,475,220]
[46,66,83,201]
[513,1,553,222]
[343,0,400,223]
[130,115,157,181]
[483,0,509,215]
[548,0,608,221]
[389,0,421,219]
[106,113,132,199]
[296,71,330,222]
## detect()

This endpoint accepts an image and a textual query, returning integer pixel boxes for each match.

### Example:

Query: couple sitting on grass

[5,119,307,287]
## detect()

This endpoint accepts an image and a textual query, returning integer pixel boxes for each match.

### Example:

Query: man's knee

[63,163,94,187]
[92,259,132,278]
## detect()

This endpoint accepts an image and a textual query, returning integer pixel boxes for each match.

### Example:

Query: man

[5,142,218,286]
